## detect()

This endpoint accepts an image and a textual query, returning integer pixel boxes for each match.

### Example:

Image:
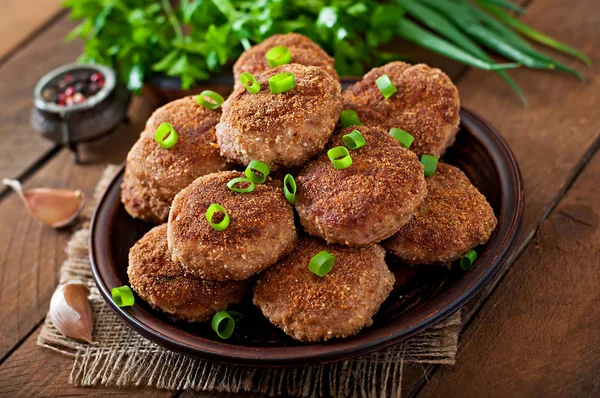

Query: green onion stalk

[63,0,590,104]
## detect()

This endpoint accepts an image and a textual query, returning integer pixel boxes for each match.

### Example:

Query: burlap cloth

[37,166,461,397]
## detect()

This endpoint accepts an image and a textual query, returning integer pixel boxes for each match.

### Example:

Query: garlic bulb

[2,178,85,228]
[49,282,94,343]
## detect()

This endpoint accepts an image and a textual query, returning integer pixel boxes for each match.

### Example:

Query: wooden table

[0,0,598,396]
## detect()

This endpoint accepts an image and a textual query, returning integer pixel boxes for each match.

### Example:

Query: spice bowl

[31,63,130,162]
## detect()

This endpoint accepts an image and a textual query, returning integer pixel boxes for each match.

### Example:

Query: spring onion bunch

[64,0,589,103]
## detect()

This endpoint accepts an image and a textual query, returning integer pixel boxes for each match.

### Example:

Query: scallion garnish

[375,74,397,99]
[227,177,255,193]
[342,130,366,150]
[154,122,178,149]
[206,203,230,231]
[340,109,362,128]
[308,250,335,277]
[420,155,439,177]
[196,90,224,109]
[265,45,292,68]
[283,174,296,204]
[327,146,353,170]
[211,310,239,339]
[460,250,478,270]
[228,310,243,323]
[268,72,296,94]
[389,127,414,149]
[240,72,261,94]
[245,160,270,183]
[112,285,135,307]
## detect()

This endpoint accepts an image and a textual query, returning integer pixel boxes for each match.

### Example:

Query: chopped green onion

[112,286,135,307]
[479,2,591,67]
[327,146,353,170]
[211,310,236,339]
[154,122,178,149]
[342,130,366,150]
[240,72,261,94]
[206,203,230,231]
[268,72,296,94]
[227,177,255,193]
[196,90,224,109]
[283,174,296,204]
[265,45,292,68]
[420,155,439,177]
[245,160,270,183]
[340,109,362,128]
[308,250,335,277]
[228,310,243,323]
[396,19,520,72]
[460,250,478,270]
[375,74,397,99]
[389,127,414,149]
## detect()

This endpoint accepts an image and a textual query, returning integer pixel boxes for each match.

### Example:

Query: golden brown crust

[167,171,298,281]
[253,236,394,342]
[383,163,498,265]
[233,33,339,89]
[120,171,170,224]
[217,64,342,169]
[295,126,427,246]
[127,225,249,322]
[342,62,460,157]
[127,96,227,202]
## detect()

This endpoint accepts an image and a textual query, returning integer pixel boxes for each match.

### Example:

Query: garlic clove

[49,281,94,343]
[2,178,85,228]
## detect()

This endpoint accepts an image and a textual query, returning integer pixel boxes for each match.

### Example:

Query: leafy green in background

[64,0,590,103]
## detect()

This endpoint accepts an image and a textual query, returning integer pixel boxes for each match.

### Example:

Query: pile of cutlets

[122,33,497,342]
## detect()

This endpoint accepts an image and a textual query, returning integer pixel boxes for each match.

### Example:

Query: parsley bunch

[65,0,401,91]
[65,0,589,104]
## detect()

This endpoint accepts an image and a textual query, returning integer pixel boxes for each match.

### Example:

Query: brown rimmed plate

[90,107,523,367]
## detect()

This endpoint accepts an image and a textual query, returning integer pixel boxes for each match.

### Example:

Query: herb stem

[161,0,184,40]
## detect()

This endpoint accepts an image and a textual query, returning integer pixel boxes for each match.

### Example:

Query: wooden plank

[411,0,600,395]
[418,148,600,397]
[0,0,63,60]
[0,15,80,185]
[457,0,598,240]
[0,94,153,361]
[0,150,104,360]
[4,0,597,395]
[0,324,173,397]
[441,0,600,333]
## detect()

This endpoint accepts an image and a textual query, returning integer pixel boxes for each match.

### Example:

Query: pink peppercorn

[90,72,104,83]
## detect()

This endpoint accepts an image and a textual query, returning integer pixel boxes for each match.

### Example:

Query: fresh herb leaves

[64,0,590,103]
[65,0,404,91]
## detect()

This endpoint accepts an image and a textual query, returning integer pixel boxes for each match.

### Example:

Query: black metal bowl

[31,63,130,149]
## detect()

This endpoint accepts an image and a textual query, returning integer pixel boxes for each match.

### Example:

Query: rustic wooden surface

[0,16,79,192]
[0,0,598,396]
[0,1,63,62]
[0,324,172,397]
[419,149,600,398]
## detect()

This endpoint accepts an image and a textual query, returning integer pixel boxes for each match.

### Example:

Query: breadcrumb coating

[233,33,339,89]
[128,225,249,322]
[342,62,460,157]
[217,64,342,169]
[168,171,297,281]
[121,170,170,224]
[296,126,427,246]
[383,163,497,265]
[127,96,227,202]
[253,236,394,342]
